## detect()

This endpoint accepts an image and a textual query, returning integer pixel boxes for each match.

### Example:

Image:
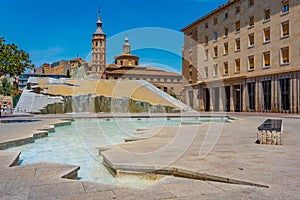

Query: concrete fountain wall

[17,78,188,114]
[42,95,177,114]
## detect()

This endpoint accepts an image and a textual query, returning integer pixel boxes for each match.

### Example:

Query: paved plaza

[0,112,299,199]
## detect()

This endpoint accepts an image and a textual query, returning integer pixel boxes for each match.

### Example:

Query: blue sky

[0,0,227,73]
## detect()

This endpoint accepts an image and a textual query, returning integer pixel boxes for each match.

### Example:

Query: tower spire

[97,7,101,23]
[92,6,106,76]
[95,7,104,34]
[125,35,129,45]
[123,35,131,54]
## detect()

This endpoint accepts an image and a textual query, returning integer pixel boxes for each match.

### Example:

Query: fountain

[16,77,189,114]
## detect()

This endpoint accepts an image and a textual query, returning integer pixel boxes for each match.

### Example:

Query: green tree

[170,92,178,99]
[0,78,13,96]
[0,37,34,77]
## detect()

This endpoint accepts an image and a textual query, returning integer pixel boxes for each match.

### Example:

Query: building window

[205,22,208,29]
[177,79,180,82]
[189,71,193,82]
[164,78,167,82]
[224,27,228,37]
[188,90,194,108]
[281,47,289,64]
[205,35,208,45]
[224,11,228,20]
[170,87,174,92]
[204,66,209,78]
[114,77,118,80]
[262,80,272,111]
[150,78,154,81]
[264,28,271,43]
[282,0,289,13]
[264,9,270,20]
[157,78,161,82]
[235,21,240,32]
[235,59,241,73]
[224,43,229,55]
[171,78,174,82]
[213,64,218,77]
[163,87,168,93]
[280,78,290,111]
[136,77,140,80]
[235,38,241,51]
[248,55,254,70]
[205,49,209,61]
[247,82,256,110]
[224,62,229,75]
[249,0,254,6]
[188,40,193,51]
[248,33,254,47]
[143,78,147,80]
[214,46,218,57]
[263,52,270,67]
[214,32,218,41]
[281,21,289,37]
[249,16,254,27]
[129,77,132,80]
[214,17,218,25]
[235,5,241,14]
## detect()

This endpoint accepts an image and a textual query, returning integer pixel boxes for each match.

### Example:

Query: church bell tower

[92,8,106,75]
[123,36,131,54]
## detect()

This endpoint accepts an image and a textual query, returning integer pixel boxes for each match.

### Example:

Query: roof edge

[181,0,239,32]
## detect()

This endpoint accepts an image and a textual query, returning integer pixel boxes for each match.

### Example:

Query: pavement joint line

[81,182,87,193]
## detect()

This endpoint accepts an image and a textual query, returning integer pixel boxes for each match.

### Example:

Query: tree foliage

[170,92,178,99]
[0,78,13,96]
[0,37,34,76]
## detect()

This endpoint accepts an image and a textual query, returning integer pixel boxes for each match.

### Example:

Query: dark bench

[257,119,283,145]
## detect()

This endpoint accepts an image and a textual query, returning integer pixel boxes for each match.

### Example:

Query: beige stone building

[34,58,84,76]
[106,37,183,98]
[182,0,300,113]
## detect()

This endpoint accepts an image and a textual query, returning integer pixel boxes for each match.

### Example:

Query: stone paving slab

[102,115,300,199]
[0,151,20,168]
[0,119,58,144]
[0,161,81,199]
[58,190,116,200]
[0,112,299,199]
